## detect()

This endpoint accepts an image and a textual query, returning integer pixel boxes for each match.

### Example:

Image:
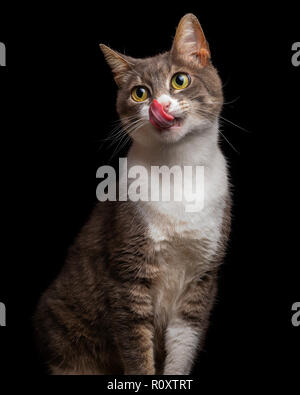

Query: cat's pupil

[176,74,184,85]
[136,87,145,98]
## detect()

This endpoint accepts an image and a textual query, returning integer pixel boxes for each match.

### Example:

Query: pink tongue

[149,99,175,130]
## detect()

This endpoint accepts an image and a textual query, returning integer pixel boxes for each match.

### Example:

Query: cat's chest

[145,197,225,259]
[149,232,214,328]
[143,201,225,326]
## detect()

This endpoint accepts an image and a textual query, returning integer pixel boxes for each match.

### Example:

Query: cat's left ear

[100,44,135,86]
[171,14,211,67]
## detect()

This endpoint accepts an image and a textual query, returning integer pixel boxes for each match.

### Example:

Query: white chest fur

[126,123,229,327]
[142,187,227,328]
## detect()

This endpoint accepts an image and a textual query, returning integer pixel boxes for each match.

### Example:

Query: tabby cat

[35,13,231,375]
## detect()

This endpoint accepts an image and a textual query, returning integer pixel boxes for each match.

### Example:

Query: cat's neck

[127,122,219,168]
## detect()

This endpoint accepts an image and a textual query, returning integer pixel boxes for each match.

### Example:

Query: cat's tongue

[149,99,175,130]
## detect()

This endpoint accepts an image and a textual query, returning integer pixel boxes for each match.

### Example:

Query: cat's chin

[131,117,210,146]
[151,118,191,144]
[153,128,187,144]
[168,118,184,130]
[150,117,214,145]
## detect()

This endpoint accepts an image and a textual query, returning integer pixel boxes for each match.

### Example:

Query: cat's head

[100,13,223,146]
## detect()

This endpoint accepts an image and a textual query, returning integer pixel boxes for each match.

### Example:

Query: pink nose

[162,101,171,111]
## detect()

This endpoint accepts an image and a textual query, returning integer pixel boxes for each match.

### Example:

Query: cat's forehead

[132,53,175,86]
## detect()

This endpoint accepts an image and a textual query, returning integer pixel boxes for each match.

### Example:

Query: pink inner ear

[177,23,198,52]
[173,15,210,66]
[183,23,198,46]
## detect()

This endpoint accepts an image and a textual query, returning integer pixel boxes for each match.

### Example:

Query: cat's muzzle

[149,99,175,131]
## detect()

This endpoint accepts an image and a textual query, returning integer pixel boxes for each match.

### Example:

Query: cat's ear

[171,14,211,67]
[99,44,134,86]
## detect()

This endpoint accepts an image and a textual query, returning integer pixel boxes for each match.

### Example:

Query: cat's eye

[171,73,191,90]
[131,86,149,102]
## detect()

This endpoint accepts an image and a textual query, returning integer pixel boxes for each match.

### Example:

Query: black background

[0,1,299,390]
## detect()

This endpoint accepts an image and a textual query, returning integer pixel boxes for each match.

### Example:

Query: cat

[34,13,231,375]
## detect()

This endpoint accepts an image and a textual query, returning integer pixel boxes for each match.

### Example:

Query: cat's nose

[157,97,171,112]
[162,102,171,111]
[149,99,175,131]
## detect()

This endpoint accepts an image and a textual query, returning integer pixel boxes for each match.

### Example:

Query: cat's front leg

[163,272,217,375]
[163,318,201,375]
[109,280,155,375]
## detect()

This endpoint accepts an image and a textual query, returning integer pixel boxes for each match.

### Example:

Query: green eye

[171,73,191,90]
[131,86,148,102]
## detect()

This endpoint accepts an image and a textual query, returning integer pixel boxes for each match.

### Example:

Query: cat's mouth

[149,99,183,131]
[166,117,183,130]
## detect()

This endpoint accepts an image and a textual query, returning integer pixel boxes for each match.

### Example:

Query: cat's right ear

[99,44,134,87]
[171,14,211,67]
